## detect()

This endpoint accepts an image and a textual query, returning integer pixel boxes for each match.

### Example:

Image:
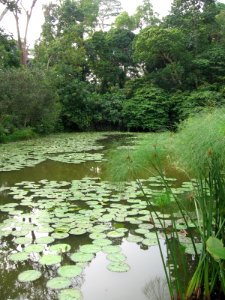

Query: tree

[0,28,20,68]
[0,68,60,134]
[134,0,159,29]
[0,0,38,65]
[86,28,136,92]
[134,26,190,89]
[114,11,136,31]
[97,0,122,30]
[0,0,18,22]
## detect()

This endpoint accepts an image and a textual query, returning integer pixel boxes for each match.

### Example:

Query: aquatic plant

[106,109,225,299]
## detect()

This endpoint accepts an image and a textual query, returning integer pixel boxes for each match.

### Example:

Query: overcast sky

[0,1,176,47]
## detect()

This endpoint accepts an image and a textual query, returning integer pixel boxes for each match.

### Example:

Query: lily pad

[126,235,143,243]
[69,228,87,235]
[46,277,71,289]
[107,262,130,272]
[9,251,29,262]
[70,252,94,263]
[92,238,112,247]
[14,237,32,245]
[36,236,55,244]
[79,244,101,254]
[24,244,44,253]
[57,265,82,278]
[107,231,125,238]
[18,270,42,282]
[107,253,127,262]
[58,288,83,300]
[51,232,69,239]
[49,243,71,253]
[39,254,61,265]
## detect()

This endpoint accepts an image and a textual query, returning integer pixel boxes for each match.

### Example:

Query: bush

[122,85,170,131]
[0,68,60,138]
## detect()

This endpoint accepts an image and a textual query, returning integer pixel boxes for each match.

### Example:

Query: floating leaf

[70,252,94,263]
[57,265,82,278]
[79,244,101,254]
[107,262,130,272]
[102,245,121,254]
[126,235,143,243]
[18,270,42,282]
[49,243,71,253]
[9,252,29,262]
[92,239,112,247]
[58,288,83,300]
[36,236,55,244]
[14,237,32,245]
[24,244,44,253]
[51,232,69,239]
[107,231,124,238]
[39,254,61,265]
[46,277,71,289]
[107,253,127,262]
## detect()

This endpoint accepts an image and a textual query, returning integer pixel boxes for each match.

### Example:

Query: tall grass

[106,109,225,299]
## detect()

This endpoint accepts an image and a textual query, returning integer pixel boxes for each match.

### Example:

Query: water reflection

[82,240,167,300]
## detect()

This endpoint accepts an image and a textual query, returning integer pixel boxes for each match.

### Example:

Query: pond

[0,133,195,300]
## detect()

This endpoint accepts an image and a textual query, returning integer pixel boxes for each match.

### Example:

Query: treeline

[1,0,225,141]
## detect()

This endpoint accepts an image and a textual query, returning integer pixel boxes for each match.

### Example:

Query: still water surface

[0,133,171,300]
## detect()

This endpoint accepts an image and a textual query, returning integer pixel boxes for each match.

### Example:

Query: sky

[0,0,171,47]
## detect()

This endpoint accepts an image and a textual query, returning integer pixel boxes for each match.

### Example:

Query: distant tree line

[1,0,225,141]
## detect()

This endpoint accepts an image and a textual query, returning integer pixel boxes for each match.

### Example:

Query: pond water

[0,133,194,300]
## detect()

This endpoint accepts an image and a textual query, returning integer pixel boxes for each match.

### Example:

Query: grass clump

[106,108,225,299]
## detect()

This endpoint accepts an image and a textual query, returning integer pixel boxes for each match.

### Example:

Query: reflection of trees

[143,277,170,300]
[165,236,197,297]
[0,239,85,300]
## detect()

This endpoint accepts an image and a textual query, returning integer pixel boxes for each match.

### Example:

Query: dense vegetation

[1,0,225,140]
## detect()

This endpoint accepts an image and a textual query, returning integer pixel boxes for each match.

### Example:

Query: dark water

[0,133,175,300]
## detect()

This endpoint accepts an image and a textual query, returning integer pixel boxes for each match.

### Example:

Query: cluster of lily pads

[0,172,204,299]
[0,133,111,171]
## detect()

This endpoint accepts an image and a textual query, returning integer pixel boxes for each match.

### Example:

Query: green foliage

[122,86,170,131]
[0,28,20,68]
[173,108,225,176]
[0,68,60,139]
[207,237,225,261]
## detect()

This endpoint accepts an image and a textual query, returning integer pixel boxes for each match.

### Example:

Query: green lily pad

[79,244,101,254]
[89,232,106,240]
[39,254,61,265]
[70,252,94,263]
[126,235,143,243]
[49,243,71,253]
[51,232,69,239]
[18,270,42,282]
[46,277,71,289]
[9,251,29,262]
[24,244,44,253]
[92,239,112,247]
[57,265,82,278]
[107,231,125,238]
[107,262,130,272]
[107,253,127,262]
[142,238,158,247]
[58,288,83,300]
[69,228,87,235]
[36,236,55,244]
[14,237,32,245]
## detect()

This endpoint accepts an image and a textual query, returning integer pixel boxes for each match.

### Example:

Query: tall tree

[0,0,38,65]
[97,0,122,30]
[134,0,159,29]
